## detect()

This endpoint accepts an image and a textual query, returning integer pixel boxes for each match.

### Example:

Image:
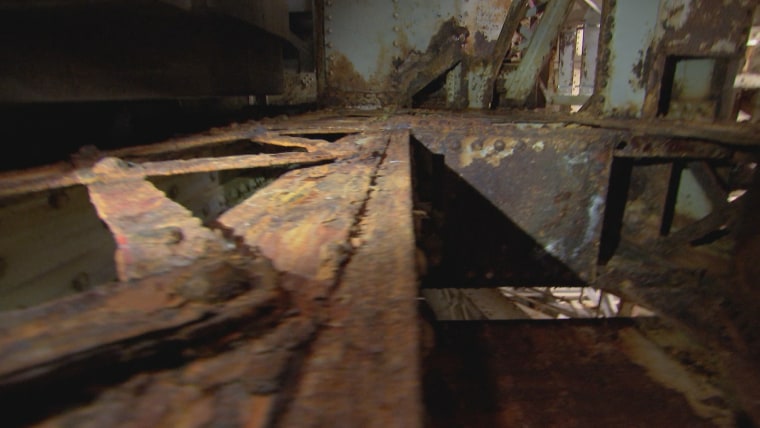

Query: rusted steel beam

[85,158,223,281]
[217,133,388,303]
[0,253,287,421]
[480,0,529,108]
[131,152,336,178]
[279,130,421,428]
[0,152,336,199]
[500,0,574,106]
[614,137,734,159]
[650,202,738,256]
[0,260,316,428]
[572,117,760,147]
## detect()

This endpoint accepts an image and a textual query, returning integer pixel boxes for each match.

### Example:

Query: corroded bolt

[494,140,506,152]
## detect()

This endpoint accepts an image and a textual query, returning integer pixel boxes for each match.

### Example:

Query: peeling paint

[459,136,517,167]
[710,38,736,54]
[662,0,692,30]
[459,134,552,167]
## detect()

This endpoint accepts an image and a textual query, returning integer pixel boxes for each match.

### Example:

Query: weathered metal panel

[597,0,661,117]
[641,0,755,119]
[581,7,600,96]
[415,121,616,282]
[323,0,514,108]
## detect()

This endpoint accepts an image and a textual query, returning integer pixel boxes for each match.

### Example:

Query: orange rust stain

[245,395,274,428]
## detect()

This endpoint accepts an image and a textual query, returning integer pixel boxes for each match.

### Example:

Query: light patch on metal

[352,136,377,147]
[544,239,567,260]
[603,0,661,116]
[459,135,550,167]
[459,136,516,167]
[661,0,692,30]
[709,38,737,54]
[583,195,605,248]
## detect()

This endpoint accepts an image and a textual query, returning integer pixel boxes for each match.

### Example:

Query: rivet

[472,138,484,150]
[393,40,399,47]
[326,42,333,48]
[327,28,333,34]
[327,15,332,21]
[494,140,506,152]
[393,12,400,18]
[393,26,400,32]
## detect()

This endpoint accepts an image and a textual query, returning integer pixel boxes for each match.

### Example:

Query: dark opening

[149,166,293,225]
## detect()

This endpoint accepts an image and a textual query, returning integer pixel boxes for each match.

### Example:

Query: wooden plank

[279,130,421,427]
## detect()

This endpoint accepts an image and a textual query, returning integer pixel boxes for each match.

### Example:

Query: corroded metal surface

[425,319,734,427]
[0,110,757,427]
[414,120,616,282]
[589,0,755,119]
[0,117,421,428]
[86,158,224,281]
